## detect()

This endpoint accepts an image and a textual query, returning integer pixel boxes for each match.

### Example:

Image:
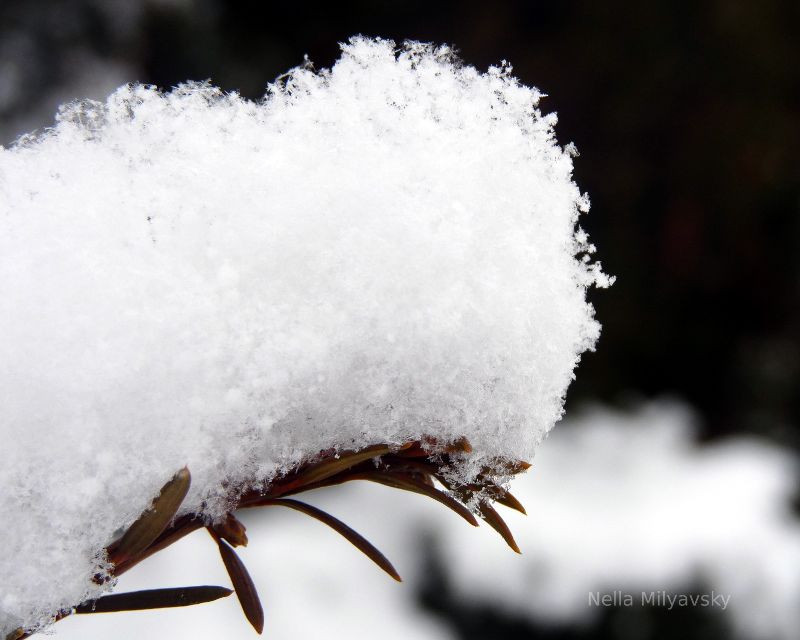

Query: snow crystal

[0,36,607,635]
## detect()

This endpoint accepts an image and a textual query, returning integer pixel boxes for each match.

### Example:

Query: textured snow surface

[0,37,608,635]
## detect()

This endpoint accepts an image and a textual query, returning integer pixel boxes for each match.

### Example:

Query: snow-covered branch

[0,36,609,636]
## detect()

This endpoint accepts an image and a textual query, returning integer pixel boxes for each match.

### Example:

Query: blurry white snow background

[50,401,800,640]
[0,36,610,635]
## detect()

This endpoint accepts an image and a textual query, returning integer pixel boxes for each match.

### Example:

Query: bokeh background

[2,1,798,638]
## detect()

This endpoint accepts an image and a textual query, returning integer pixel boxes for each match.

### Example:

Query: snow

[0,37,607,636]
[47,401,800,640]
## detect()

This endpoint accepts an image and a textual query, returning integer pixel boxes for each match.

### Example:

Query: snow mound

[0,36,608,635]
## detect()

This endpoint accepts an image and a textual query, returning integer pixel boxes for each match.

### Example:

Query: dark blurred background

[2,1,798,638]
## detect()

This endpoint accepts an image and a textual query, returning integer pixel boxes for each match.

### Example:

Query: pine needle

[478,502,521,553]
[349,471,479,527]
[209,531,265,634]
[110,468,191,565]
[74,586,232,613]
[261,498,402,582]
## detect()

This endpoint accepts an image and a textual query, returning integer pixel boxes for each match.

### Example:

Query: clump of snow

[0,36,608,635]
